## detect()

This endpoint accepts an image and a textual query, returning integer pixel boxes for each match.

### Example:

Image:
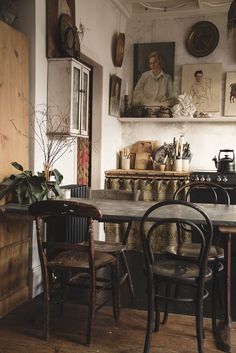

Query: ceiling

[115,0,233,18]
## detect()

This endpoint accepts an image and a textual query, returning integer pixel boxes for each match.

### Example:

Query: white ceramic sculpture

[171,93,196,118]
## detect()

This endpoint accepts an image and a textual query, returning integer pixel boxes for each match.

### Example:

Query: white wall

[15,2,236,180]
[75,0,126,187]
[122,12,236,170]
[14,0,126,187]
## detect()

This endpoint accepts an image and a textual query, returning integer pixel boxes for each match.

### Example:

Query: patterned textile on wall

[77,137,89,185]
[104,177,189,253]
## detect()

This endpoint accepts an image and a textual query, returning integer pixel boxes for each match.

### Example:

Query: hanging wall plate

[185,21,219,57]
[114,33,125,67]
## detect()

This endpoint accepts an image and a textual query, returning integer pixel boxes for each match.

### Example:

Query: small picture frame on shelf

[224,72,236,116]
[109,74,122,117]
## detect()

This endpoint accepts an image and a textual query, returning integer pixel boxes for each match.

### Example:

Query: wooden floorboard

[0,298,235,353]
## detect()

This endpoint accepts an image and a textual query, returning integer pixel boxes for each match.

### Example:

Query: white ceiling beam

[111,0,133,18]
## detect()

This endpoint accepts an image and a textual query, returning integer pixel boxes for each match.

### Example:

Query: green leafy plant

[0,162,63,204]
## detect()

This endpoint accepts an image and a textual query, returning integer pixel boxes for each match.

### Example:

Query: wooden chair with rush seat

[29,199,119,345]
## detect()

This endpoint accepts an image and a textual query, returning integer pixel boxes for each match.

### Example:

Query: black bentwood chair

[29,200,119,345]
[60,185,135,301]
[166,181,230,331]
[89,189,135,299]
[140,200,213,353]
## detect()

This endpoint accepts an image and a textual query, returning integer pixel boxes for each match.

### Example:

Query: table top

[3,199,236,227]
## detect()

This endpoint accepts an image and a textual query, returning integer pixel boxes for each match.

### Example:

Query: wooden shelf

[118,117,236,123]
[105,169,189,178]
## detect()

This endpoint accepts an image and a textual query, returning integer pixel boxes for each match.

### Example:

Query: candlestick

[124,94,129,116]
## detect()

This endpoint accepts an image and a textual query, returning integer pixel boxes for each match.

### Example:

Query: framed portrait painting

[133,42,175,107]
[181,63,222,113]
[224,72,236,116]
[109,75,122,117]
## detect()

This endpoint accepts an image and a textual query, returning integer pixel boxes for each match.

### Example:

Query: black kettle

[212,149,235,173]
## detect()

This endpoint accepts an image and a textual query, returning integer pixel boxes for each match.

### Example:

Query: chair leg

[212,265,218,333]
[43,274,50,340]
[196,299,205,353]
[86,272,96,345]
[162,284,171,325]
[111,262,120,325]
[120,250,135,298]
[144,279,155,353]
[154,296,160,332]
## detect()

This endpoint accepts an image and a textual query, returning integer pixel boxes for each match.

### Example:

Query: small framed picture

[224,72,236,116]
[109,74,122,117]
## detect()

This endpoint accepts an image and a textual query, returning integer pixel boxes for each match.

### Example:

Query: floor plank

[0,298,235,353]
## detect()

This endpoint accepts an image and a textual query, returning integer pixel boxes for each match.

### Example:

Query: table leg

[215,232,232,353]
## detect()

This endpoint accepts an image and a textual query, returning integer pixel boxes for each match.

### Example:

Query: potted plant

[0,162,63,204]
[1,102,77,204]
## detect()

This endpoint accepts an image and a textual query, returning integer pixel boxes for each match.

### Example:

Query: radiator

[60,184,89,243]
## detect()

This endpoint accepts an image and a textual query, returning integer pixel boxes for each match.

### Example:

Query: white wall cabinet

[47,58,90,137]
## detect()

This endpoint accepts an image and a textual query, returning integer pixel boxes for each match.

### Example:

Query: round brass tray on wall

[115,33,125,67]
[185,21,219,57]
[58,14,80,59]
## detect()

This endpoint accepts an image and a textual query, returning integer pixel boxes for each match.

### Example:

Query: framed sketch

[224,72,236,116]
[109,74,122,117]
[181,63,222,113]
[46,0,75,58]
[133,42,175,107]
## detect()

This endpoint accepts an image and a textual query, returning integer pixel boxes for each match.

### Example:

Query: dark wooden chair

[89,189,135,299]
[28,199,119,345]
[140,199,213,353]
[165,181,230,331]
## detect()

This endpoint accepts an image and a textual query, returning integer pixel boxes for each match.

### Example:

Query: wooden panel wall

[0,20,30,317]
[0,20,29,180]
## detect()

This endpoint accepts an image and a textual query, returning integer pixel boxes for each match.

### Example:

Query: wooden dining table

[2,199,236,352]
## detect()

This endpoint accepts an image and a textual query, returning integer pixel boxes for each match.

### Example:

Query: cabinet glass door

[80,68,89,135]
[72,66,81,132]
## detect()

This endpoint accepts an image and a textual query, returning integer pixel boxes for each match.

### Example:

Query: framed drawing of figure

[224,72,236,116]
[181,63,222,113]
[133,42,175,107]
[109,75,122,117]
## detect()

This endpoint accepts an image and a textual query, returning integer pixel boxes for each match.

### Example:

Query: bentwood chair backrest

[173,180,230,245]
[174,181,230,205]
[140,199,213,278]
[89,189,135,244]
